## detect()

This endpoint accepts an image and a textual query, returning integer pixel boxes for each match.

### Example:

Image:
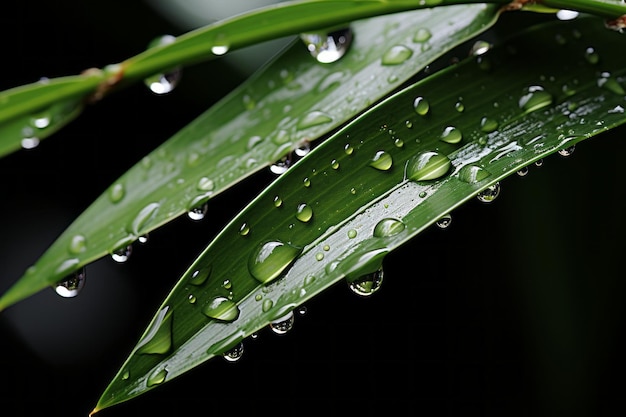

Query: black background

[1,2,626,417]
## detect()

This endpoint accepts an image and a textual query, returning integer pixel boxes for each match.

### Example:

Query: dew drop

[108,182,125,203]
[344,144,354,155]
[147,368,168,387]
[347,229,357,239]
[297,110,333,129]
[584,46,600,65]
[54,268,86,298]
[300,27,353,63]
[470,40,491,56]
[519,85,553,113]
[331,159,340,170]
[197,177,215,192]
[269,311,295,335]
[458,165,490,184]
[516,166,529,177]
[413,96,430,116]
[202,296,240,322]
[476,182,501,203]
[273,196,283,207]
[239,222,250,236]
[413,28,432,43]
[535,159,544,167]
[558,145,575,157]
[270,157,290,175]
[248,240,302,285]
[455,101,465,112]
[222,342,244,362]
[557,10,579,20]
[21,137,40,149]
[303,177,311,188]
[262,298,274,312]
[187,202,208,221]
[138,234,149,244]
[144,35,181,95]
[370,150,393,171]
[188,294,197,304]
[211,45,229,56]
[189,265,211,286]
[132,202,160,235]
[68,234,87,254]
[373,218,405,238]
[406,151,451,181]
[480,117,499,133]
[381,45,413,65]
[440,126,463,144]
[136,305,173,355]
[348,268,383,297]
[122,368,130,381]
[296,203,313,223]
[111,244,132,263]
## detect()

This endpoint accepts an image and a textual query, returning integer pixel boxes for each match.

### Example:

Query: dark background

[1,2,625,417]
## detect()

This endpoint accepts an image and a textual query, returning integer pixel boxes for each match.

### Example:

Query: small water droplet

[470,40,491,56]
[331,159,340,170]
[519,85,553,113]
[413,28,432,43]
[348,229,357,239]
[144,35,181,94]
[455,101,465,112]
[344,144,354,155]
[147,368,168,387]
[197,177,215,192]
[54,268,86,297]
[298,110,333,129]
[480,117,499,133]
[348,268,383,297]
[269,311,295,334]
[211,45,229,56]
[189,265,211,286]
[222,342,244,362]
[111,244,132,263]
[187,202,208,221]
[558,145,575,157]
[68,234,87,254]
[516,166,529,177]
[262,298,274,312]
[270,157,290,175]
[436,214,452,229]
[382,45,413,65]
[109,183,125,203]
[21,136,40,149]
[440,126,463,144]
[188,294,197,304]
[406,151,451,181]
[584,46,600,65]
[239,222,250,236]
[122,368,130,381]
[273,196,283,207]
[370,150,393,171]
[458,165,490,184]
[248,240,302,285]
[534,159,544,167]
[557,10,579,20]
[138,234,149,244]
[296,203,313,223]
[413,96,430,116]
[373,218,405,237]
[476,182,501,203]
[202,296,240,322]
[300,27,353,63]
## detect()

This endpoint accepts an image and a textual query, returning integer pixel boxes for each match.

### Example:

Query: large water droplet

[370,150,393,171]
[348,267,384,297]
[144,35,181,94]
[269,311,295,335]
[300,27,353,64]
[136,305,173,355]
[373,218,406,238]
[440,126,463,144]
[480,117,499,133]
[248,240,302,285]
[111,244,132,263]
[476,182,501,203]
[519,86,553,113]
[382,45,413,65]
[222,342,244,362]
[202,297,240,322]
[147,368,168,387]
[187,202,208,221]
[131,202,160,235]
[458,165,490,184]
[189,265,212,286]
[406,151,451,181]
[54,268,86,298]
[413,96,430,116]
[296,203,313,223]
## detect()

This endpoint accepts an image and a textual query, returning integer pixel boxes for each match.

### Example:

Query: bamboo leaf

[0,5,501,311]
[93,16,626,413]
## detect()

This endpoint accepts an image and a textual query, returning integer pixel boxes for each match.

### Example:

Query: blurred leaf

[93,16,626,413]
[0,4,501,311]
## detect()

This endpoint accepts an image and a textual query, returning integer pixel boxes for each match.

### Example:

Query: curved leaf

[0,5,502,310]
[93,16,626,413]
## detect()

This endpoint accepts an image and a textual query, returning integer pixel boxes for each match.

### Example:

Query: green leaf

[93,16,626,413]
[0,4,501,311]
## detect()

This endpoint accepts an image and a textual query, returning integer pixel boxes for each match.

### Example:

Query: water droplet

[476,182,501,203]
[147,368,168,387]
[187,202,208,221]
[222,279,232,290]
[344,144,354,155]
[413,96,430,116]
[144,35,181,94]
[111,244,132,263]
[455,101,465,112]
[373,218,406,238]
[202,296,240,322]
[406,151,451,181]
[534,159,544,167]
[516,166,529,177]
[331,159,340,170]
[436,214,452,229]
[413,28,432,43]
[519,85,553,113]
[136,305,173,355]
[54,268,86,297]
[558,145,575,157]
[480,117,499,133]
[121,368,130,381]
[470,40,491,56]
[189,265,211,286]
[348,268,383,297]
[248,240,302,285]
[440,126,463,144]
[197,177,215,192]
[348,229,357,239]
[270,157,290,175]
[315,252,324,261]
[303,177,311,188]
[239,222,250,236]
[273,196,283,207]
[21,137,40,149]
[296,203,313,223]
[131,202,160,235]
[188,294,197,304]
[584,46,600,65]
[597,72,625,95]
[138,234,150,244]
[31,112,51,129]
[381,45,413,65]
[370,150,393,171]
[269,311,295,334]
[262,298,274,312]
[222,342,244,362]
[109,182,125,203]
[211,45,229,56]
[557,10,579,20]
[458,165,491,184]
[300,27,353,63]
[298,110,333,129]
[69,234,87,254]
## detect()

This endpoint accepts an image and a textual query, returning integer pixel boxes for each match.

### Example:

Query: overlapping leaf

[93,16,626,413]
[0,4,502,310]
